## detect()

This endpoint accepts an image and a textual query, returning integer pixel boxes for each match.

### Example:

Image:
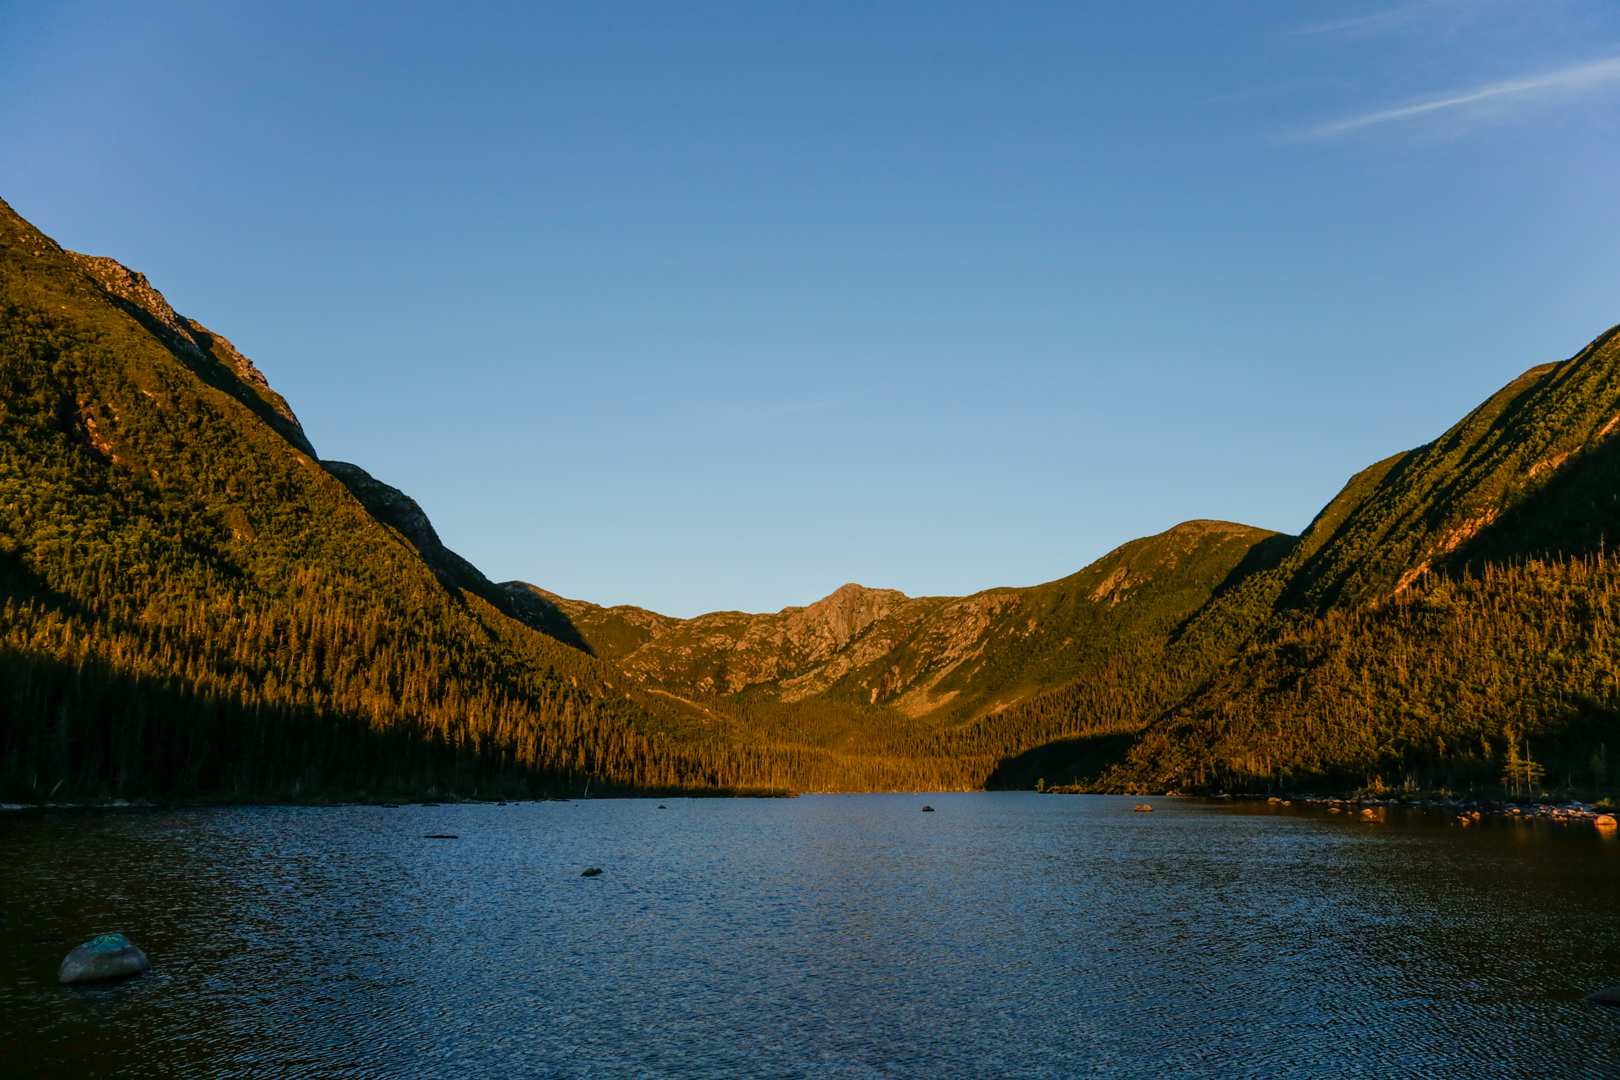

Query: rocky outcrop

[321,465,593,651]
[66,252,317,457]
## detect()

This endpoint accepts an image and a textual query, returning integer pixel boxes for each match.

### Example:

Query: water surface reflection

[4,795,1619,1078]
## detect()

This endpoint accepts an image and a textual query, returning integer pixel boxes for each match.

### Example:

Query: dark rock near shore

[423,834,458,839]
[921,806,934,812]
[58,934,150,984]
[1585,987,1620,1006]
[581,867,603,877]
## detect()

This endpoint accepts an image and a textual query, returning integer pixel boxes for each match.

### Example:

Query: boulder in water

[1134,805,1154,812]
[1596,815,1617,829]
[921,806,935,812]
[58,934,150,984]
[581,867,603,877]
[1585,987,1620,1006]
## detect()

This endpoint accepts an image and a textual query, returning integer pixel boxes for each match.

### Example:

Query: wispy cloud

[1304,54,1620,137]
[1294,0,1471,37]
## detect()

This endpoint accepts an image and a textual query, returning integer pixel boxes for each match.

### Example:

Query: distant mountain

[511,519,1277,722]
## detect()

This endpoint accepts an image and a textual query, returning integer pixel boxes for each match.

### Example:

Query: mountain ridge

[7,191,1620,801]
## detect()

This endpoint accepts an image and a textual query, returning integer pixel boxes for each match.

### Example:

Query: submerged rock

[1585,987,1620,1006]
[581,867,603,877]
[58,934,150,984]
[921,806,935,812]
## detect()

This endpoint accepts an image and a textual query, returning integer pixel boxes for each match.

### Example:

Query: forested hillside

[0,197,787,801]
[1088,327,1620,794]
[5,191,1619,801]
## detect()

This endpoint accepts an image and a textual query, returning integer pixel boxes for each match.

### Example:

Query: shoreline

[1211,792,1620,827]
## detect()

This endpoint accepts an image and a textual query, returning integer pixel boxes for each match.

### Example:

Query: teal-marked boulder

[58,934,151,984]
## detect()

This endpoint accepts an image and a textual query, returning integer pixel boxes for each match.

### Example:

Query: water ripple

[4,796,1620,1078]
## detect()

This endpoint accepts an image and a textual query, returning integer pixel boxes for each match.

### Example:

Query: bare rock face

[58,934,151,984]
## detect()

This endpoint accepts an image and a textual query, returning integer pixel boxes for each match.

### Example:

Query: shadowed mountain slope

[0,197,766,801]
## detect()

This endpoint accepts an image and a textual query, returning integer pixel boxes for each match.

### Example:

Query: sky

[2,1,1619,617]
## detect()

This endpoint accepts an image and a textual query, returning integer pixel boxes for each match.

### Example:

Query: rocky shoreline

[1222,793,1619,828]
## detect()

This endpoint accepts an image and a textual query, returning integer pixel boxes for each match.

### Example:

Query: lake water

[4,794,1620,1078]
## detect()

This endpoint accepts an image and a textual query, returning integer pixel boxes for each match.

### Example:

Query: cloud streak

[1294,0,1468,37]
[1305,54,1620,136]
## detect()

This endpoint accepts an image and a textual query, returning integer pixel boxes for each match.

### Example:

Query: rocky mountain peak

[792,583,911,649]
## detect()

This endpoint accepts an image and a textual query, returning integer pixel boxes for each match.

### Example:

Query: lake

[3,793,1620,1078]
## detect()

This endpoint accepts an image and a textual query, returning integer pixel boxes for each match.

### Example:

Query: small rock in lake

[921,806,935,812]
[1134,805,1153,812]
[1585,987,1620,1006]
[1328,807,1342,814]
[1596,815,1618,829]
[581,867,604,877]
[58,933,151,985]
[423,834,459,839]
[657,805,667,809]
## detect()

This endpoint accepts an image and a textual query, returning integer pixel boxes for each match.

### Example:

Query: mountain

[491,520,1284,792]
[511,518,1276,721]
[7,191,1620,802]
[1091,330,1620,795]
[506,324,1620,800]
[0,196,772,802]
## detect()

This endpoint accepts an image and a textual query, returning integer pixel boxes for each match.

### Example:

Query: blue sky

[3,1,1619,617]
